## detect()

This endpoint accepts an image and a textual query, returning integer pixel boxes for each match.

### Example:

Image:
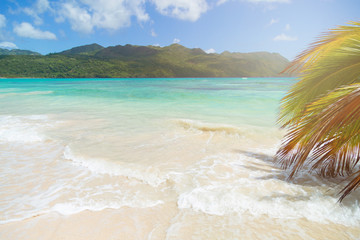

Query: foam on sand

[176,151,360,227]
[0,115,53,143]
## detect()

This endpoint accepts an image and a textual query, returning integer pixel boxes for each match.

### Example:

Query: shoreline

[1,206,359,240]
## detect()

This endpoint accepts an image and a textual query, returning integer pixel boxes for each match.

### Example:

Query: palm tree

[276,21,360,201]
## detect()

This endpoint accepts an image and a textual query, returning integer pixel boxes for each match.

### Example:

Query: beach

[0,78,359,239]
[1,207,360,239]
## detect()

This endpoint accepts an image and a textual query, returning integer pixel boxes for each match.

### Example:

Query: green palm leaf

[279,21,360,127]
[277,22,360,201]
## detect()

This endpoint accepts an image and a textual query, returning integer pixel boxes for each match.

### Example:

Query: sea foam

[0,115,52,143]
[176,151,360,227]
[63,146,170,187]
[52,198,164,215]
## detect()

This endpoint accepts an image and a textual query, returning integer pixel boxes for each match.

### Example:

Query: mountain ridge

[57,43,104,55]
[0,43,292,78]
[0,48,41,56]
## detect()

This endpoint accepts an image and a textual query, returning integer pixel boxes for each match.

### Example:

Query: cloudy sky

[0,0,358,60]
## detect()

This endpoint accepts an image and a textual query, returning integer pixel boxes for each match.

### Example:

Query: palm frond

[339,170,360,202]
[277,84,360,200]
[279,22,360,127]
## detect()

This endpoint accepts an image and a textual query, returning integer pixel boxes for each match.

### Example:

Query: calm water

[0,78,359,239]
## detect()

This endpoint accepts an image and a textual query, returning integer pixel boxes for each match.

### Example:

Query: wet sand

[1,203,359,240]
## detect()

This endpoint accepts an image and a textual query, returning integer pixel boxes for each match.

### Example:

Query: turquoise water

[0,78,291,127]
[1,78,359,239]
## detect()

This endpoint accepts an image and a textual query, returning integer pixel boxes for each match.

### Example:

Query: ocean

[0,78,359,239]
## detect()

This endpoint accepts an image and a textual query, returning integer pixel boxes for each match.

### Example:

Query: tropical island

[0,43,290,78]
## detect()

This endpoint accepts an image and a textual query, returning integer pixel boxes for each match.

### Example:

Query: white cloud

[14,22,57,40]
[152,43,160,47]
[151,29,157,37]
[45,0,210,34]
[33,0,50,13]
[273,33,297,41]
[57,2,93,34]
[173,38,181,44]
[217,0,228,5]
[285,23,290,31]
[205,48,216,54]
[128,0,149,22]
[23,0,51,25]
[151,0,208,21]
[57,0,149,34]
[224,0,289,6]
[12,0,214,36]
[0,14,6,29]
[0,41,18,49]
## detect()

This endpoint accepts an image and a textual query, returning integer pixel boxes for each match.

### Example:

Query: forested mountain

[0,48,40,56]
[57,43,104,55]
[0,43,290,78]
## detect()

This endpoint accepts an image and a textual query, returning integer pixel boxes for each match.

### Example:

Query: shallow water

[0,78,359,239]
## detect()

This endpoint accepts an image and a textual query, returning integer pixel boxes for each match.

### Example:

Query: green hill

[0,48,41,56]
[95,44,159,58]
[0,43,290,78]
[58,43,104,55]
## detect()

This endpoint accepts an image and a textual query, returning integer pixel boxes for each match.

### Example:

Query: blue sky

[0,0,358,60]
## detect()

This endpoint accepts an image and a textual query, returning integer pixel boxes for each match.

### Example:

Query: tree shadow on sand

[233,149,360,206]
